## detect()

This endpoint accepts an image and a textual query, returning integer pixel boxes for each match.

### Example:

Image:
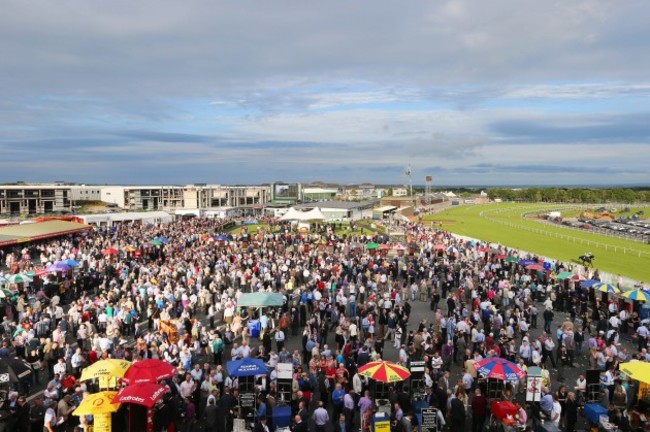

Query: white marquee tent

[278,207,326,222]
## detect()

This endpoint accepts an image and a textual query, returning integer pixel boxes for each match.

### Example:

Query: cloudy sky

[1,1,649,186]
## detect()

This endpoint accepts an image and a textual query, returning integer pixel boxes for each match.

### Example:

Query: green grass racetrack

[423,203,650,282]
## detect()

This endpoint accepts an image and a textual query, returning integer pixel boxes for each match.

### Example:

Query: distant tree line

[487,187,650,203]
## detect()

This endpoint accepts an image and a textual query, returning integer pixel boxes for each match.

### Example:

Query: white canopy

[279,207,326,221]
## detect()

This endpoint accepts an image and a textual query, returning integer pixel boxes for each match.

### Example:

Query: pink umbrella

[526,264,545,271]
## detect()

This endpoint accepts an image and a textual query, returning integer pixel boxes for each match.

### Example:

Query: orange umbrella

[357,360,411,383]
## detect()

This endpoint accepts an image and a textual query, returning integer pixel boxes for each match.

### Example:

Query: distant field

[423,203,650,282]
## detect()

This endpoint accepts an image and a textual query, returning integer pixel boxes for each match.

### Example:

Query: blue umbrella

[61,259,80,267]
[155,236,169,244]
[215,234,230,241]
[226,358,269,377]
[518,259,536,266]
[580,279,600,288]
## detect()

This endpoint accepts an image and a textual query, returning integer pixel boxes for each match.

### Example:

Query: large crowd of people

[0,213,647,432]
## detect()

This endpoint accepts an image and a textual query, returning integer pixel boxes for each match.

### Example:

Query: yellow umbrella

[619,361,650,384]
[73,391,120,416]
[79,359,132,382]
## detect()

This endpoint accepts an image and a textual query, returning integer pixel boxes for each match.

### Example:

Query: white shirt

[551,401,562,426]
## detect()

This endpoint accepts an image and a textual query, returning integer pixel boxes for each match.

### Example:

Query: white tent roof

[279,207,326,221]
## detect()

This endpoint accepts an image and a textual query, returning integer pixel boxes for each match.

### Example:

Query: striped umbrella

[593,282,620,294]
[622,289,650,302]
[357,360,411,383]
[7,274,32,284]
[473,357,526,382]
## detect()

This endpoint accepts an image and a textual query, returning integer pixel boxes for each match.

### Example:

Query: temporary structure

[279,207,326,222]
[237,292,285,308]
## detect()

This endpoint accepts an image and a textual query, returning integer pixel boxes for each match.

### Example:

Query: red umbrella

[496,254,507,260]
[379,244,390,251]
[433,244,446,250]
[112,383,168,408]
[477,247,488,252]
[102,248,119,256]
[392,244,406,251]
[124,359,176,384]
[526,264,545,271]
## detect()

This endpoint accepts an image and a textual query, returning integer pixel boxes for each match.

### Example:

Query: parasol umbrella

[620,361,650,384]
[122,245,136,252]
[80,359,132,382]
[0,358,33,383]
[569,274,585,281]
[556,271,574,280]
[73,391,120,416]
[379,244,390,251]
[46,262,72,273]
[433,244,446,251]
[622,289,650,302]
[215,234,230,241]
[580,279,600,288]
[112,382,168,408]
[357,360,411,383]
[365,242,379,250]
[61,259,80,267]
[477,247,488,252]
[473,357,526,382]
[496,254,507,260]
[102,247,119,256]
[148,239,163,246]
[518,259,535,266]
[593,282,620,294]
[7,274,32,284]
[526,264,545,271]
[123,359,176,384]
[227,358,269,377]
[392,243,406,251]
[504,256,518,264]
[0,289,15,299]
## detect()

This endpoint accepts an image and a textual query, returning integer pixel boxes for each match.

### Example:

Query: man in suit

[203,398,219,432]
[290,414,308,432]
[254,416,270,432]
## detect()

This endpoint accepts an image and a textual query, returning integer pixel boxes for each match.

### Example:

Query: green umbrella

[504,256,518,264]
[556,271,574,280]
[7,274,32,284]
[365,242,379,250]
[148,239,163,246]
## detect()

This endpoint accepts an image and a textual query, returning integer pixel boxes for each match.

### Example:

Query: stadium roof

[294,200,378,210]
[0,220,91,247]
